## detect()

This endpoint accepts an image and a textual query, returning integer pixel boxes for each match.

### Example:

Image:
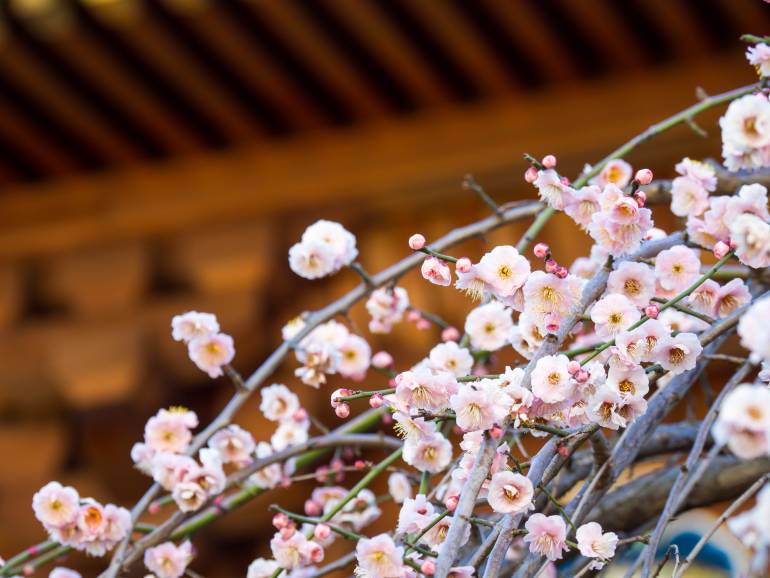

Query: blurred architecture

[0,0,767,574]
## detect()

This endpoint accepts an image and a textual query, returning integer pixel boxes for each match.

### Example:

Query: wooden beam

[160,0,327,130]
[0,54,750,260]
[251,0,390,118]
[318,0,448,107]
[400,0,514,94]
[82,0,263,142]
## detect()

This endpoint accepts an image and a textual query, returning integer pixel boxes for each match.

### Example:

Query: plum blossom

[260,384,301,422]
[143,407,198,455]
[388,472,413,504]
[248,442,283,490]
[675,157,717,191]
[188,332,235,378]
[747,43,770,77]
[290,220,357,279]
[523,271,584,332]
[534,169,572,210]
[421,256,452,286]
[337,334,371,380]
[171,311,219,343]
[655,245,701,292]
[247,558,280,578]
[464,301,514,351]
[671,175,710,217]
[590,294,641,338]
[576,522,618,569]
[395,368,458,412]
[355,534,404,578]
[606,261,655,308]
[450,381,510,432]
[564,185,602,229]
[738,296,770,362]
[396,494,435,534]
[729,213,770,268]
[654,332,702,375]
[531,355,573,404]
[523,514,569,561]
[33,482,80,529]
[208,424,255,465]
[720,93,770,171]
[366,287,409,333]
[476,245,531,299]
[271,418,310,452]
[713,384,770,459]
[591,159,633,188]
[428,341,474,377]
[403,431,453,473]
[487,471,534,514]
[605,360,649,400]
[714,279,751,318]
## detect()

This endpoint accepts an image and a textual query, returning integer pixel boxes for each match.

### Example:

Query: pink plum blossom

[531,355,573,404]
[171,311,219,343]
[403,431,453,473]
[591,159,633,189]
[670,176,710,217]
[428,341,474,377]
[208,424,255,465]
[476,245,531,299]
[713,384,770,459]
[388,472,413,504]
[187,332,235,378]
[576,522,618,569]
[450,381,510,432]
[590,293,641,338]
[366,287,410,333]
[655,245,701,292]
[738,296,770,362]
[355,534,404,578]
[487,471,534,514]
[606,261,655,308]
[421,256,452,286]
[260,384,301,422]
[144,540,193,578]
[247,558,280,578]
[747,43,770,77]
[396,494,435,535]
[32,482,80,529]
[523,513,569,561]
[464,301,513,351]
[653,332,702,375]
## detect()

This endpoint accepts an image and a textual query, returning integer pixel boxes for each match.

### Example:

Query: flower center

[503,484,519,501]
[609,313,623,324]
[744,116,759,136]
[668,347,685,364]
[498,265,512,279]
[624,279,641,295]
[618,379,635,394]
[748,406,763,421]
[548,372,561,385]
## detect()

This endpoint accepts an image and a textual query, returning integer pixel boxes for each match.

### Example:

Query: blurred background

[0,0,767,575]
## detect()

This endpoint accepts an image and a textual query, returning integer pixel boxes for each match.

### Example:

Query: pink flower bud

[445,495,459,511]
[644,304,660,319]
[331,458,344,472]
[23,565,33,577]
[421,560,437,576]
[305,499,322,516]
[369,393,385,408]
[280,476,292,488]
[713,240,730,259]
[148,501,161,516]
[407,310,422,323]
[280,524,296,540]
[442,326,461,342]
[533,243,550,259]
[542,154,557,169]
[416,319,431,331]
[574,369,589,383]
[560,176,571,186]
[335,403,350,418]
[314,523,331,541]
[555,266,569,279]
[558,445,570,458]
[372,351,393,368]
[409,233,426,251]
[729,238,738,249]
[456,257,472,273]
[273,512,290,529]
[567,360,581,375]
[524,166,538,183]
[293,408,308,422]
[635,168,653,185]
[315,466,330,483]
[489,425,503,439]
[330,388,350,409]
[545,259,558,273]
[354,459,366,469]
[307,541,325,564]
[634,190,647,207]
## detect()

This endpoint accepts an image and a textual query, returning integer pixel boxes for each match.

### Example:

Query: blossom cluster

[289,220,358,279]
[171,311,235,378]
[32,482,130,557]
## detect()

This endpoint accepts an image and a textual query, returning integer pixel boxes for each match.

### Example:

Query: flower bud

[372,351,393,368]
[148,501,161,515]
[713,240,730,259]
[574,369,590,383]
[280,524,296,540]
[442,326,461,342]
[314,523,331,541]
[567,360,581,375]
[407,310,422,323]
[335,403,350,418]
[354,459,366,469]
[445,495,459,512]
[293,408,308,422]
[369,393,385,409]
[409,233,426,251]
[533,243,550,259]
[644,304,660,319]
[635,168,653,185]
[421,560,437,576]
[455,257,472,273]
[542,154,557,169]
[273,513,290,529]
[555,266,569,279]
[545,259,558,273]
[416,319,431,331]
[330,388,350,409]
[524,166,538,183]
[305,499,322,516]
[634,190,647,207]
[489,424,503,439]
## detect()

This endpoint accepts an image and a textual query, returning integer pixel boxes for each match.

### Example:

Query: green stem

[650,297,714,324]
[336,388,395,402]
[419,247,458,264]
[538,483,577,533]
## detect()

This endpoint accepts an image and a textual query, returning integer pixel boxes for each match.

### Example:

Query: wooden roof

[0,0,767,185]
